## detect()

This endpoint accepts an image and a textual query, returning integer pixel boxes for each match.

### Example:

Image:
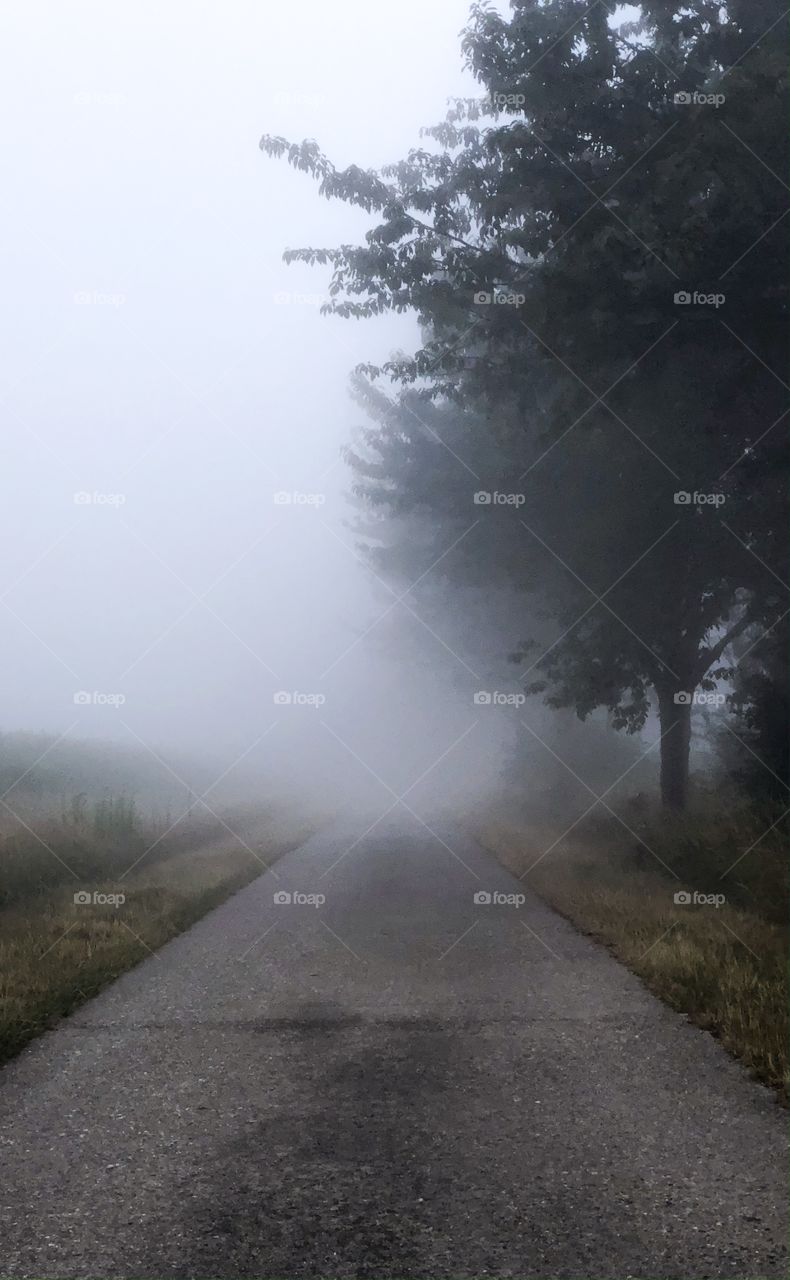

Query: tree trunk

[657,686,692,810]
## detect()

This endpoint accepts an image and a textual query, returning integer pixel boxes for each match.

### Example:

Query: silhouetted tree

[262,0,788,807]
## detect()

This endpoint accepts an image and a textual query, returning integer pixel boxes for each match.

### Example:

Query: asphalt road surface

[0,818,786,1279]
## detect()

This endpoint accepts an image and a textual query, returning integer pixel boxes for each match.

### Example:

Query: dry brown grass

[0,820,310,1064]
[479,813,788,1101]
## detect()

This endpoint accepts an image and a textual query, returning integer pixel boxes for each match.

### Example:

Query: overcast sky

[0,1,538,814]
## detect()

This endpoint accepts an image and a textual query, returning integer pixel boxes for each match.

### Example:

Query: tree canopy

[261,0,788,807]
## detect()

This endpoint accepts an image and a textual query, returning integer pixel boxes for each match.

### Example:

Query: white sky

[0,1,527,812]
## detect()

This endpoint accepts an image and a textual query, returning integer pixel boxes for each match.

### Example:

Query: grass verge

[478,807,788,1102]
[0,823,308,1065]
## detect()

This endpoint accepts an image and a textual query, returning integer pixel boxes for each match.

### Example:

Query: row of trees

[262,0,788,808]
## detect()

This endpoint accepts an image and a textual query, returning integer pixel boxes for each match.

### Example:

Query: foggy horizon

[1,0,525,816]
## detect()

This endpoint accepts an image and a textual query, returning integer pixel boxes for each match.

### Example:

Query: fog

[2,7,785,1268]
[0,0,569,822]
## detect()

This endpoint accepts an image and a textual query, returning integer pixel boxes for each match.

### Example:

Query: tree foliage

[261,0,788,806]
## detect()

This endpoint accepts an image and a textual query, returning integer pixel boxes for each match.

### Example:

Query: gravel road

[0,817,786,1279]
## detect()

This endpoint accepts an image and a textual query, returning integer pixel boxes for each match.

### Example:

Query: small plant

[92,793,138,840]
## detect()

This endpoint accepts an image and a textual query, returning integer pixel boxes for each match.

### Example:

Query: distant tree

[262,0,788,807]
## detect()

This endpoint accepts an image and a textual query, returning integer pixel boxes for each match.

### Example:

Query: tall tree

[262,0,788,807]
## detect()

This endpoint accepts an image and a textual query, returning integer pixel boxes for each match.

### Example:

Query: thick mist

[1,0,576,824]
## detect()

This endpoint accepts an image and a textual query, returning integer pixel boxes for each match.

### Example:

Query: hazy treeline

[261,0,788,813]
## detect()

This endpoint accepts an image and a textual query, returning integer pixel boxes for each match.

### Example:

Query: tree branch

[694,611,755,682]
